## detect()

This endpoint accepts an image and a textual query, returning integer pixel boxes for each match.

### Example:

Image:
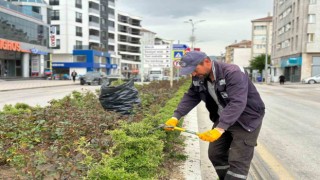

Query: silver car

[80,72,107,85]
[302,74,320,84]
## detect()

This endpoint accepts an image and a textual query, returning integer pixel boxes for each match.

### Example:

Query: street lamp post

[184,19,205,51]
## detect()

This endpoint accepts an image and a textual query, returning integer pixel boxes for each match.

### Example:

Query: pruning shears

[150,124,199,135]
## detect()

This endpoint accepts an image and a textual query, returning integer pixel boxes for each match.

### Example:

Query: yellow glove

[164,117,179,131]
[198,128,224,142]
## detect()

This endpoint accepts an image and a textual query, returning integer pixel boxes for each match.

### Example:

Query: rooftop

[251,16,273,22]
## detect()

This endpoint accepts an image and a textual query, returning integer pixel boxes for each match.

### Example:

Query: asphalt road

[197,83,320,180]
[1,83,319,179]
[0,85,99,111]
[255,84,320,180]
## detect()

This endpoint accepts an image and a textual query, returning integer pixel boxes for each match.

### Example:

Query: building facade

[117,11,142,78]
[272,0,320,82]
[225,40,252,67]
[0,0,51,78]
[46,0,114,77]
[251,16,273,59]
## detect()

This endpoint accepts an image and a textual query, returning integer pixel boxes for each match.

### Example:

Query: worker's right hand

[164,117,179,131]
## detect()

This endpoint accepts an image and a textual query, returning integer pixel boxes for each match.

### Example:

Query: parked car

[80,71,107,85]
[301,74,320,84]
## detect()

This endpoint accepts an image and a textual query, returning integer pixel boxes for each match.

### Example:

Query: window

[101,31,107,39]
[254,26,266,30]
[51,10,59,20]
[76,12,82,23]
[55,25,60,35]
[75,40,82,49]
[310,0,316,4]
[76,26,82,37]
[308,14,316,23]
[295,35,298,50]
[254,35,266,41]
[52,39,60,49]
[75,0,82,8]
[101,18,106,25]
[101,5,106,11]
[75,55,86,62]
[308,33,315,42]
[49,0,59,5]
[255,44,266,49]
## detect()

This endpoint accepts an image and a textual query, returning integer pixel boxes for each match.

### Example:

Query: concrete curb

[181,106,202,180]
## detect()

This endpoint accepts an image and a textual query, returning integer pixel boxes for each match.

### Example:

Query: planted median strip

[0,79,190,179]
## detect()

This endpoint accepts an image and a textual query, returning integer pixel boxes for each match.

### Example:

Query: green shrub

[0,78,191,179]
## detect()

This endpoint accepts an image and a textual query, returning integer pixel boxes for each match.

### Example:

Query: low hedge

[87,80,190,179]
[0,79,191,179]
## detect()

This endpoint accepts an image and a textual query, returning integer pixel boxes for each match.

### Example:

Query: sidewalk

[254,81,320,89]
[0,79,76,91]
[181,102,218,180]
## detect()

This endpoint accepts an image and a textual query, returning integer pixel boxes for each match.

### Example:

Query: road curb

[181,106,202,180]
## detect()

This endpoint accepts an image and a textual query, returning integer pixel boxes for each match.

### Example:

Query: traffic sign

[144,45,170,50]
[173,60,181,68]
[144,45,172,67]
[173,51,184,60]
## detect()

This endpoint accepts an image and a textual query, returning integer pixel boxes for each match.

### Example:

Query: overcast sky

[117,0,273,56]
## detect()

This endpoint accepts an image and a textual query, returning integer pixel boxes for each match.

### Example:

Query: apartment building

[251,15,273,59]
[272,0,320,82]
[225,40,252,67]
[117,11,142,78]
[0,0,51,78]
[44,0,116,77]
[107,0,120,75]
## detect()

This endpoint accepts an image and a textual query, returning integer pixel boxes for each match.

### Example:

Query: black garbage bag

[99,79,141,115]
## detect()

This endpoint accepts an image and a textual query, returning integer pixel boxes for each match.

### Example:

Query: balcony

[109,1,115,8]
[108,14,115,20]
[109,39,115,44]
[74,45,107,52]
[88,0,100,4]
[89,8,99,15]
[89,35,100,41]
[89,22,100,29]
[108,26,115,32]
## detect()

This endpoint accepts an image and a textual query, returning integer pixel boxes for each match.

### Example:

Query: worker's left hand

[198,128,224,142]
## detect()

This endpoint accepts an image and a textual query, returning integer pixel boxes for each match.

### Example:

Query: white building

[225,40,252,68]
[116,11,142,78]
[233,48,252,68]
[43,0,117,77]
[272,0,320,82]
[251,15,273,59]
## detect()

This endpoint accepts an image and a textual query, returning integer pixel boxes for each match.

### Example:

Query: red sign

[0,39,21,52]
[173,60,181,68]
[185,47,200,52]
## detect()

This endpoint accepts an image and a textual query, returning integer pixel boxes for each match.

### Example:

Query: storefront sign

[0,39,21,52]
[49,26,57,48]
[30,48,48,55]
[31,55,40,73]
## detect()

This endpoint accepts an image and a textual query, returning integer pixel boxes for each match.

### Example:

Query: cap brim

[179,66,196,75]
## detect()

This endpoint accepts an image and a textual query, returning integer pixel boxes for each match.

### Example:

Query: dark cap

[179,51,207,75]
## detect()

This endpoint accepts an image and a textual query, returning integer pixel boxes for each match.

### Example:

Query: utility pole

[184,19,205,51]
[264,22,269,84]
[169,40,174,88]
